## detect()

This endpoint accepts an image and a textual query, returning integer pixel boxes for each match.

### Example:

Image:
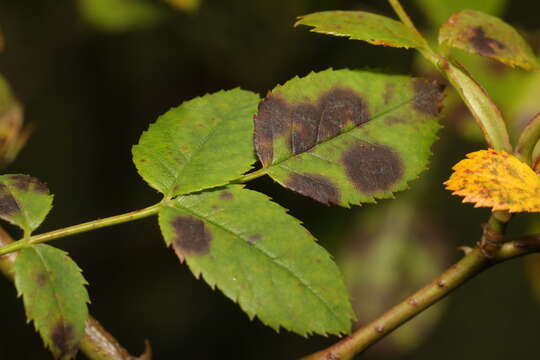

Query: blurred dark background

[1,0,540,359]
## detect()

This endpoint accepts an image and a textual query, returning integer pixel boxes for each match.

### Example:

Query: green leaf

[442,60,511,151]
[439,10,540,70]
[133,89,260,197]
[77,0,163,32]
[13,244,90,360]
[296,11,424,49]
[0,174,53,234]
[254,69,443,207]
[414,0,507,27]
[158,185,355,336]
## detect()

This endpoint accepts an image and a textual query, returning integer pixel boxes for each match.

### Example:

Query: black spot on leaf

[412,79,445,116]
[171,216,211,260]
[318,88,369,140]
[342,142,404,194]
[255,87,369,165]
[10,175,48,193]
[0,184,20,216]
[219,191,234,200]
[291,103,320,154]
[469,26,505,56]
[254,96,290,166]
[284,172,340,205]
[52,322,76,357]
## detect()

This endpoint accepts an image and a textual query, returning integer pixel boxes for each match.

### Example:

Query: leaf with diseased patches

[296,11,424,49]
[133,89,260,197]
[445,149,540,212]
[158,185,355,336]
[439,10,540,70]
[0,174,53,234]
[13,244,89,360]
[254,69,443,207]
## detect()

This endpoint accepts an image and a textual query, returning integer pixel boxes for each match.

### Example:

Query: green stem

[387,0,438,63]
[298,235,540,360]
[0,203,162,256]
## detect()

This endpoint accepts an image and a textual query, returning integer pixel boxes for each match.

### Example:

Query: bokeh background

[1,0,540,359]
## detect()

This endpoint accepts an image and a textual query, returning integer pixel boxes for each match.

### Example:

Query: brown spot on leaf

[285,172,340,205]
[10,175,48,193]
[469,26,505,56]
[36,272,49,287]
[412,79,445,116]
[254,96,290,166]
[291,103,320,154]
[318,88,369,138]
[52,322,76,357]
[0,185,20,216]
[342,142,404,194]
[171,216,211,260]
[254,87,369,165]
[248,234,261,244]
[219,191,234,200]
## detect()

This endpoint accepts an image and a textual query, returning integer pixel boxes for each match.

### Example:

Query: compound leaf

[439,10,540,70]
[445,149,540,212]
[254,69,444,207]
[13,244,90,360]
[296,11,424,49]
[158,185,355,336]
[0,174,53,234]
[133,89,260,197]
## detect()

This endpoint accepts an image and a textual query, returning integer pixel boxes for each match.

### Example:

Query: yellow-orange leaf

[445,149,540,212]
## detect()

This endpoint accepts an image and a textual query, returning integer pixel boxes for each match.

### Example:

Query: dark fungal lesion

[219,191,234,200]
[341,141,404,194]
[51,322,77,358]
[9,174,49,193]
[469,26,505,56]
[412,79,445,116]
[170,216,212,261]
[284,172,341,205]
[0,184,21,216]
[254,87,370,166]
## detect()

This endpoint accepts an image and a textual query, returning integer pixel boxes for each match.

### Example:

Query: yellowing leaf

[444,149,540,212]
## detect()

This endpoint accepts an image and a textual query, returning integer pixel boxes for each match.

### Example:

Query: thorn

[457,246,473,255]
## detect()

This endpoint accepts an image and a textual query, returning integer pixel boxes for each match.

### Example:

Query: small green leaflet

[254,69,444,207]
[0,174,53,234]
[296,11,424,49]
[133,89,260,197]
[439,10,540,70]
[13,244,90,360]
[158,185,355,336]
